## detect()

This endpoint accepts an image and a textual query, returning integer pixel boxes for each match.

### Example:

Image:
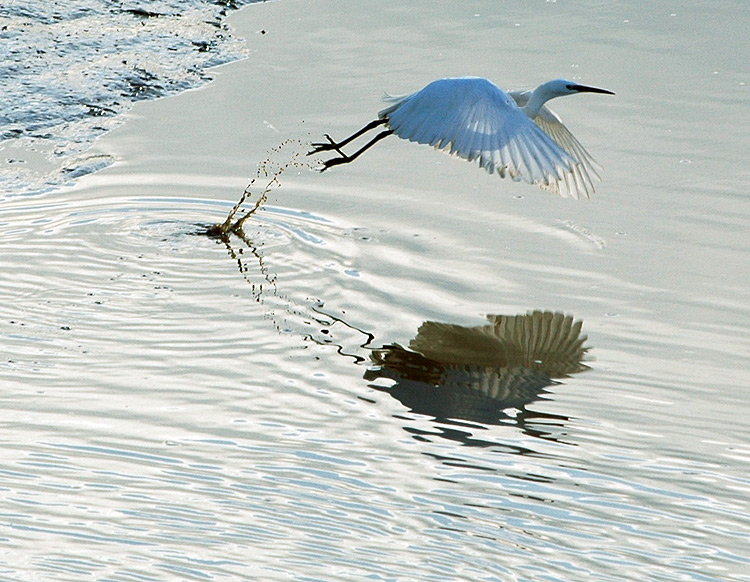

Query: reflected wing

[484,311,589,377]
[410,310,589,377]
[439,365,553,408]
[379,77,581,198]
[367,345,554,415]
[511,90,603,199]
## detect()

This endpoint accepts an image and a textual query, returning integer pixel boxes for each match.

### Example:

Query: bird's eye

[566,84,574,90]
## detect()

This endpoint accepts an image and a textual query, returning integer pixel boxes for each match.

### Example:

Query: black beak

[571,84,616,95]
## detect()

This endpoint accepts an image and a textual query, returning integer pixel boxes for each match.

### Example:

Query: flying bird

[309,77,615,199]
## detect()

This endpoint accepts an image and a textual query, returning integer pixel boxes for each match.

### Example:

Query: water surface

[1,1,748,581]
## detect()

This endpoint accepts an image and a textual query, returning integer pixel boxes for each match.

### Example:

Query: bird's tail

[382,91,408,102]
[378,92,412,120]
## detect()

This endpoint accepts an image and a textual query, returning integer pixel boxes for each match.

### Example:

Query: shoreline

[0,1,261,200]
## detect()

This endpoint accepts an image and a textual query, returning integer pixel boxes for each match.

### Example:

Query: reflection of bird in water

[365,311,589,429]
[310,77,614,199]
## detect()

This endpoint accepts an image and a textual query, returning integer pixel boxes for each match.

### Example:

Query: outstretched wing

[379,77,583,199]
[510,89,602,198]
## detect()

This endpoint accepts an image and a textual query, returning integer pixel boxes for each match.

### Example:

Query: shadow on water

[202,141,592,453]
[365,311,590,449]
[216,217,591,452]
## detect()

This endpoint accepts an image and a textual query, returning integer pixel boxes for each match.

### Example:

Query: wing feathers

[527,102,603,198]
[381,78,600,199]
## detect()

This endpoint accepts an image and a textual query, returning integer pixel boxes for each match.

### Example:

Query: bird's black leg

[319,129,394,171]
[308,118,387,155]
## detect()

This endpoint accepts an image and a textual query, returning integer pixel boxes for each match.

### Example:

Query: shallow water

[1,1,749,581]
[0,0,259,196]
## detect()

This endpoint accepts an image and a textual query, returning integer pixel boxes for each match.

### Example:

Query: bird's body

[310,76,614,199]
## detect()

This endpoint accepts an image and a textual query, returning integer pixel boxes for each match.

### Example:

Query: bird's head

[522,78,615,120]
[543,79,616,98]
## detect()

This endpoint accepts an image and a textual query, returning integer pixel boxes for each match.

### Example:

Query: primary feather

[509,89,602,198]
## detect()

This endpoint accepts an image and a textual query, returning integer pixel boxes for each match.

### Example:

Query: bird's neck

[521,83,558,119]
[521,93,548,120]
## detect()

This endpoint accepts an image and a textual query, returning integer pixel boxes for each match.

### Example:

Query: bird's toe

[308,134,343,155]
[318,155,349,171]
[308,143,331,155]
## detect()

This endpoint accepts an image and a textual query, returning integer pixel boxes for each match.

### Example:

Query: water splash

[208,138,314,236]
[216,214,375,362]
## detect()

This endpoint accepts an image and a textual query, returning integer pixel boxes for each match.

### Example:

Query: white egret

[309,77,614,199]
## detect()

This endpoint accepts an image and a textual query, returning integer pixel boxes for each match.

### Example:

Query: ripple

[2,182,747,582]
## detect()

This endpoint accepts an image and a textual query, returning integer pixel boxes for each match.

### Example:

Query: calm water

[1,1,749,581]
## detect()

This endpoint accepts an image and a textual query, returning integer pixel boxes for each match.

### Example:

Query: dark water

[1,1,749,581]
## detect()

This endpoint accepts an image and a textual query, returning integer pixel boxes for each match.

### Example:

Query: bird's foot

[308,134,345,156]
[316,154,350,172]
